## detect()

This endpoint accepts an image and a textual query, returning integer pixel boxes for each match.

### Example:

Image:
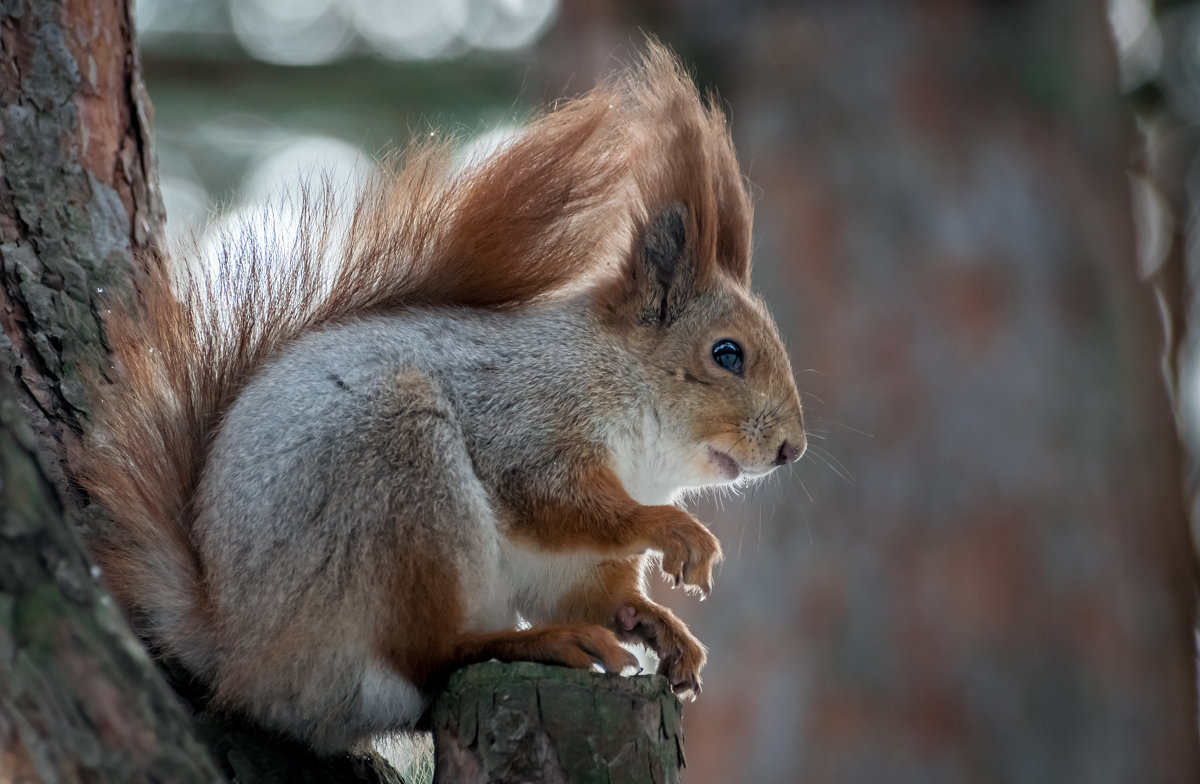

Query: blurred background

[137,0,1199,782]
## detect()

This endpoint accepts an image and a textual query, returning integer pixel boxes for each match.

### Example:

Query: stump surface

[431,662,684,784]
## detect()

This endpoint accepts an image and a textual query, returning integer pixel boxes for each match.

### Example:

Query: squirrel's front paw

[655,511,723,597]
[616,603,707,698]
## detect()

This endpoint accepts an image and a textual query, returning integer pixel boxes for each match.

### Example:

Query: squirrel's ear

[631,203,697,327]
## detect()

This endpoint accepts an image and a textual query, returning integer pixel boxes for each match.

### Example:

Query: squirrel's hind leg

[365,371,642,709]
[197,364,506,751]
[362,368,512,686]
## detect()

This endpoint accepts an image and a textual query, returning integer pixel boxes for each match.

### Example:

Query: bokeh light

[1108,0,1162,88]
[138,0,559,63]
[231,0,354,66]
[345,0,469,60]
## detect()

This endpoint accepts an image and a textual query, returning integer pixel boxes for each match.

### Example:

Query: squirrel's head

[597,203,806,489]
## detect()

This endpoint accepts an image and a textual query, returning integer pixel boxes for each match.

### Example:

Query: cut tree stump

[431,662,685,784]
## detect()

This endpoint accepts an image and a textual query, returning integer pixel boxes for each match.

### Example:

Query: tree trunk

[1140,0,1200,567]
[0,364,223,783]
[431,663,685,784]
[0,0,160,449]
[0,0,223,781]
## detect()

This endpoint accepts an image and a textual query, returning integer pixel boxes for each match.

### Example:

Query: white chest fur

[495,541,602,626]
[605,408,704,506]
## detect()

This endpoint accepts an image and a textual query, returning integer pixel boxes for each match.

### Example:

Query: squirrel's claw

[661,659,703,701]
[670,674,701,699]
[656,510,722,599]
[681,576,713,599]
[619,602,707,701]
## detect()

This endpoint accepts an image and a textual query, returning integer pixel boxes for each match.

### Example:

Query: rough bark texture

[0,369,222,783]
[431,663,684,784]
[0,0,222,781]
[0,0,161,455]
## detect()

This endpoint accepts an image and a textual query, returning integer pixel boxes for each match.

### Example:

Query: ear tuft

[631,203,696,327]
[641,203,688,288]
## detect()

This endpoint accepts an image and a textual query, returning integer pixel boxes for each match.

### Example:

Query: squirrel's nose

[775,438,804,466]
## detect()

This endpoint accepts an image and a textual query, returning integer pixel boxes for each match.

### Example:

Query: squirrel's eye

[711,339,744,376]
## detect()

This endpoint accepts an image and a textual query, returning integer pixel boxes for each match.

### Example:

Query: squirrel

[75,44,806,754]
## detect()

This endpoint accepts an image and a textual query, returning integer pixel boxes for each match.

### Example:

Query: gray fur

[192,301,645,750]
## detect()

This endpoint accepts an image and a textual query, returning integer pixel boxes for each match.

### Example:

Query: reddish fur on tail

[74,43,752,677]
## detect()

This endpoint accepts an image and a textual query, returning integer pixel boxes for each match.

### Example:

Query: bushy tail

[74,42,752,673]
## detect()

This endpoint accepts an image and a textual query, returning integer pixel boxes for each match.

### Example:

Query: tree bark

[431,663,685,784]
[1140,0,1200,566]
[0,363,223,783]
[0,0,223,781]
[0,0,161,451]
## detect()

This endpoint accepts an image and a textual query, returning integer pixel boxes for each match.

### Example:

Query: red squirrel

[76,44,806,754]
